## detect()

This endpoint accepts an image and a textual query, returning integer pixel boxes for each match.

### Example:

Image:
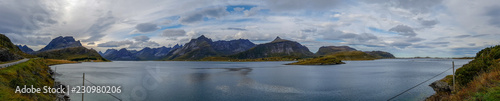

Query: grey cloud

[364,0,443,13]
[427,41,450,45]
[128,41,160,49]
[87,42,95,45]
[389,25,417,37]
[391,42,412,48]
[486,6,500,28]
[244,7,261,16]
[3,33,50,46]
[418,18,438,27]
[468,43,476,46]
[0,0,58,34]
[161,29,186,37]
[412,44,433,48]
[133,36,150,42]
[97,40,133,47]
[454,35,471,38]
[406,37,425,42]
[225,27,247,31]
[179,7,229,24]
[301,29,317,33]
[266,0,343,11]
[135,23,159,33]
[454,34,490,38]
[82,11,116,42]
[233,7,245,12]
[323,30,378,42]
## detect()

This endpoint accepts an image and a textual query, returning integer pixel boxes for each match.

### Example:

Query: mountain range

[229,37,313,59]
[101,44,182,60]
[6,34,395,62]
[165,35,256,60]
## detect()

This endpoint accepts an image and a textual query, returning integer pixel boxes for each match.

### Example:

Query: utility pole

[452,61,455,91]
[83,73,85,101]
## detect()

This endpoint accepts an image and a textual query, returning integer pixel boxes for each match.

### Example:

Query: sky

[1,0,499,57]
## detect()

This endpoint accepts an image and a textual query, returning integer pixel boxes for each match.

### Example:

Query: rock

[38,36,82,52]
[429,80,452,93]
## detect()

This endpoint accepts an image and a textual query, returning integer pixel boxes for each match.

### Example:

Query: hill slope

[229,37,313,59]
[0,34,34,62]
[165,35,255,60]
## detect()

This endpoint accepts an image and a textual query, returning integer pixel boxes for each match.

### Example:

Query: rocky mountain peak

[271,36,288,43]
[39,36,82,52]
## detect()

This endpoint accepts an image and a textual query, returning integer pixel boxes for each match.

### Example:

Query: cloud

[161,29,186,37]
[128,41,160,49]
[418,18,438,28]
[265,0,343,11]
[233,7,245,12]
[225,27,247,31]
[389,25,417,37]
[97,40,133,47]
[391,42,412,49]
[87,42,95,45]
[485,6,500,28]
[133,35,150,42]
[82,11,116,42]
[179,7,229,24]
[244,7,261,16]
[135,23,159,33]
[3,33,50,46]
[0,0,57,34]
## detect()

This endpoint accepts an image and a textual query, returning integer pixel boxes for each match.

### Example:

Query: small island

[286,56,345,65]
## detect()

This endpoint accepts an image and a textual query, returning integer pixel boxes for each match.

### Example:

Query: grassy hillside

[0,34,35,62]
[0,58,67,100]
[286,56,344,65]
[36,46,108,62]
[327,51,376,60]
[428,45,500,100]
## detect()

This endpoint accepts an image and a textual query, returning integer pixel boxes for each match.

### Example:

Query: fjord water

[52,59,471,101]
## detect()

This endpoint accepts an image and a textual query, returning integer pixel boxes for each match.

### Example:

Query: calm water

[51,59,471,101]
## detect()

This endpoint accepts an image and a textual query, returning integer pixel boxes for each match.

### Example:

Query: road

[0,58,29,68]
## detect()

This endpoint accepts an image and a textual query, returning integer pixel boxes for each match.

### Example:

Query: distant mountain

[38,36,82,52]
[229,37,313,59]
[36,46,107,61]
[364,51,395,58]
[165,35,255,60]
[16,45,34,54]
[35,36,107,61]
[134,46,173,60]
[0,34,30,62]
[315,45,396,59]
[102,45,181,61]
[316,46,357,55]
[102,48,138,61]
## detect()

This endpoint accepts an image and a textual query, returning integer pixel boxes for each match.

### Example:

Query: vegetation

[327,51,376,60]
[428,45,500,100]
[36,46,109,62]
[0,58,57,100]
[286,56,344,65]
[0,34,35,62]
[201,56,303,62]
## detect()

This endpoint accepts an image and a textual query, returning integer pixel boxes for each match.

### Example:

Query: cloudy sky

[1,0,499,57]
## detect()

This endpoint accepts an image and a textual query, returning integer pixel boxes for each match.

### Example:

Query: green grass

[0,58,56,101]
[327,51,376,60]
[36,46,109,62]
[286,56,344,65]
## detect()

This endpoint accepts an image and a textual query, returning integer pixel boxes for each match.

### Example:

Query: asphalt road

[0,58,29,68]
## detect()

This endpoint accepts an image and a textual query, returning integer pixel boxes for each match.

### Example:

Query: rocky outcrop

[230,37,313,59]
[364,51,395,58]
[0,34,26,62]
[38,36,82,52]
[316,46,357,55]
